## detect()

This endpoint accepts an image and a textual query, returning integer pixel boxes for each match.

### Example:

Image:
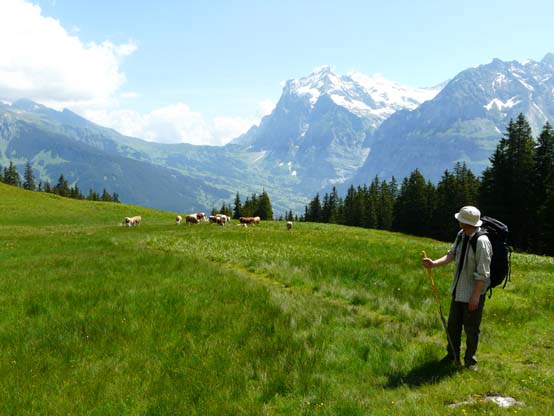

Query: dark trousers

[446,295,486,364]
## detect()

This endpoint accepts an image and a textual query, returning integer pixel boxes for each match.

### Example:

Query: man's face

[459,222,476,236]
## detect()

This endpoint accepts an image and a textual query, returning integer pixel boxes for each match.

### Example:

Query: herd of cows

[123,212,293,229]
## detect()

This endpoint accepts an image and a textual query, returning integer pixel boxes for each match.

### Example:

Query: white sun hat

[454,206,483,227]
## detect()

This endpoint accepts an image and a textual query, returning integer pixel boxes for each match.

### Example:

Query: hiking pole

[422,251,461,368]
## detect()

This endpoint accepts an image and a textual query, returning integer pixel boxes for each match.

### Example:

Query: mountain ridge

[2,55,554,213]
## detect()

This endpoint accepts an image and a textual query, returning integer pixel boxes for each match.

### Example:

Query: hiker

[422,206,492,369]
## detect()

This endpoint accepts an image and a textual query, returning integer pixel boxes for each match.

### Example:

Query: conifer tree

[365,178,379,229]
[258,190,273,220]
[54,174,70,197]
[233,192,242,219]
[23,161,36,191]
[112,192,120,203]
[4,161,21,186]
[393,169,432,236]
[101,188,113,202]
[480,114,535,249]
[533,122,554,253]
[378,179,395,231]
[306,193,322,222]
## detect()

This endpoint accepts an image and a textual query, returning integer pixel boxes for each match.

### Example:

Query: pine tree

[393,169,433,236]
[4,161,21,186]
[533,122,554,253]
[233,192,242,219]
[101,188,113,202]
[258,190,273,220]
[22,161,36,191]
[378,179,395,231]
[54,174,70,197]
[365,178,379,229]
[480,114,536,249]
[112,192,120,203]
[433,163,480,241]
[306,193,322,222]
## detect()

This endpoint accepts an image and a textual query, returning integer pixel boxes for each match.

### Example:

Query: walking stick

[422,251,461,368]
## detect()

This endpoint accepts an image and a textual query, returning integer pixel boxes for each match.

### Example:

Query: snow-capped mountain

[354,53,554,184]
[234,66,442,192]
[286,66,439,124]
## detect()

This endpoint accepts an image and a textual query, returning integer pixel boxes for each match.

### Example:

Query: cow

[186,214,199,224]
[287,221,293,230]
[176,215,182,225]
[239,216,260,225]
[124,215,141,226]
[196,212,206,222]
[209,214,229,226]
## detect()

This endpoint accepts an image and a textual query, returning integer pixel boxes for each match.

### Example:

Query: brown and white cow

[176,215,182,225]
[124,215,141,226]
[287,221,293,230]
[186,214,199,224]
[239,216,260,225]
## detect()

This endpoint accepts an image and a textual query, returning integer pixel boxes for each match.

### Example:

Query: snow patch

[511,70,534,91]
[252,151,267,163]
[492,73,508,90]
[484,96,520,111]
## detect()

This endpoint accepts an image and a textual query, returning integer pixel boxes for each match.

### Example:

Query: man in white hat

[422,206,492,369]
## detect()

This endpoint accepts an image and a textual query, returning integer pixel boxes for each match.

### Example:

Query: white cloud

[0,0,272,146]
[0,0,135,107]
[85,100,274,146]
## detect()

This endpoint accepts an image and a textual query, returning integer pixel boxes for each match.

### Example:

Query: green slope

[1,183,553,415]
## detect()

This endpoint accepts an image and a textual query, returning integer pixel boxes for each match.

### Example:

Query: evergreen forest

[303,114,554,256]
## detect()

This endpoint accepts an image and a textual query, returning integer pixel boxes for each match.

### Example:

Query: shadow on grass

[385,359,459,388]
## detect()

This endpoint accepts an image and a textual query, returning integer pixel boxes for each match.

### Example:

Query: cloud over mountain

[0,0,135,107]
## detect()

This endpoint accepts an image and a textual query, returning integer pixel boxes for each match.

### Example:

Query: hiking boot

[464,356,478,371]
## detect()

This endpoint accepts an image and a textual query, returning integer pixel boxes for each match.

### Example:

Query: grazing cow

[196,212,206,222]
[176,215,182,225]
[186,214,199,224]
[216,214,228,226]
[124,215,141,226]
[287,221,293,230]
[209,214,229,226]
[239,216,260,225]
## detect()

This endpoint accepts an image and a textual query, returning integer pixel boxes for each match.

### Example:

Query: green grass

[1,182,553,415]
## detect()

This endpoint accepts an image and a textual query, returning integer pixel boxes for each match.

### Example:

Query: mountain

[3,55,554,214]
[353,54,554,184]
[0,100,305,213]
[234,66,440,192]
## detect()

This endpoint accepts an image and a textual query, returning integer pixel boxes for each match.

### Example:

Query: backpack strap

[469,230,485,253]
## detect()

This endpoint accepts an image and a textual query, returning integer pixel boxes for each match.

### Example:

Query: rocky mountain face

[353,54,554,184]
[235,66,440,192]
[2,55,554,214]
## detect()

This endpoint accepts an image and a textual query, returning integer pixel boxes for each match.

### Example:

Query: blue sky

[2,0,554,145]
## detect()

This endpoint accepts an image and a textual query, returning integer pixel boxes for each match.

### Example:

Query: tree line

[211,190,274,220]
[303,114,554,256]
[0,160,121,203]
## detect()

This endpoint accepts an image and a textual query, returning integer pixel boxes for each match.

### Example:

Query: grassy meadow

[1,182,553,415]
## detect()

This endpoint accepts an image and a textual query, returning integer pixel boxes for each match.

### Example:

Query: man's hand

[422,258,434,269]
[468,293,480,312]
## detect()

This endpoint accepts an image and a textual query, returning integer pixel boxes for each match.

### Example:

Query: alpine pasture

[1,182,553,415]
